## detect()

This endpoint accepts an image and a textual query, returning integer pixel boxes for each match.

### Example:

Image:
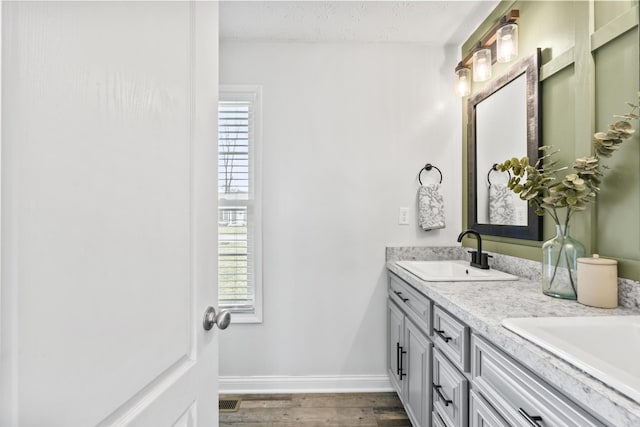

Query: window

[218,86,262,323]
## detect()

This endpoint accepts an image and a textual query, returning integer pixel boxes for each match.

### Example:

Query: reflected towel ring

[418,163,443,185]
[487,163,511,186]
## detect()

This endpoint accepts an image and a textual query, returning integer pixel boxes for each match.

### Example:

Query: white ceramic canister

[577,254,618,308]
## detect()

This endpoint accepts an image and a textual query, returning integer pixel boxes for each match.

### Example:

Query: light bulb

[473,48,492,82]
[455,66,471,97]
[497,23,518,63]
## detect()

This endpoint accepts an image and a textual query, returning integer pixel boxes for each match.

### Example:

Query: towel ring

[418,163,443,185]
[487,163,511,186]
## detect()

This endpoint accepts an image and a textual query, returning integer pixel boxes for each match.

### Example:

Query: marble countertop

[386,260,640,426]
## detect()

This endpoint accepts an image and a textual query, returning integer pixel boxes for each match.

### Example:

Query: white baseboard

[219,374,393,394]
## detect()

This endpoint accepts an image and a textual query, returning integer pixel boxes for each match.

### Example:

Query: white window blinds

[218,87,262,321]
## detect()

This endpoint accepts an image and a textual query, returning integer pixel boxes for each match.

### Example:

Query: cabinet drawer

[389,273,432,334]
[433,349,468,427]
[471,334,605,427]
[469,389,509,427]
[433,306,469,372]
[433,411,448,427]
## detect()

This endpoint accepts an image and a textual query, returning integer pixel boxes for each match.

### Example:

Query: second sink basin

[502,316,640,404]
[396,260,518,282]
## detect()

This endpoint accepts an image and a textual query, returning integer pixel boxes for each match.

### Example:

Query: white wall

[219,41,462,388]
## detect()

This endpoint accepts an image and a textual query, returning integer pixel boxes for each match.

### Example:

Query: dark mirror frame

[467,49,542,240]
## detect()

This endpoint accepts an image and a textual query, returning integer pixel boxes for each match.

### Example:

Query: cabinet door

[388,299,404,394]
[404,318,433,427]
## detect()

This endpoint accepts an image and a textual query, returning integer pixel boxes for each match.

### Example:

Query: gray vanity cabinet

[387,273,434,427]
[387,271,611,427]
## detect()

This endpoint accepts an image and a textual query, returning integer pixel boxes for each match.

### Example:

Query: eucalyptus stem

[548,222,564,285]
[547,207,561,227]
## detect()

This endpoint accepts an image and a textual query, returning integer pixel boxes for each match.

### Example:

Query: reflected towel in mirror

[489,184,528,225]
[418,184,445,231]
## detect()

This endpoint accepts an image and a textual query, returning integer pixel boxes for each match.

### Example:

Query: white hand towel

[418,184,445,231]
[489,184,528,226]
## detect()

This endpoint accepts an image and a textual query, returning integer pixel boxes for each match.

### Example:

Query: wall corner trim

[219,375,393,394]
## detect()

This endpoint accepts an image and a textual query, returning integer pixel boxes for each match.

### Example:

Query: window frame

[218,85,263,324]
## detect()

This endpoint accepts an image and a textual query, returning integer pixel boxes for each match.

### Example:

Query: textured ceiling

[220,1,499,45]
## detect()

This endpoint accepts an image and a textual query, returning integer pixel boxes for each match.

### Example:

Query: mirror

[467,50,542,240]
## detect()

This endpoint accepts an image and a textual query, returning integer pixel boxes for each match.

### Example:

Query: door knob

[203,306,231,331]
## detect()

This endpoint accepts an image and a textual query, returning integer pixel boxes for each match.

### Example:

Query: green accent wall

[461,1,640,279]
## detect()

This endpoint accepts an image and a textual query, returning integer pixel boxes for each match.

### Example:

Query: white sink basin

[396,260,518,282]
[502,316,640,404]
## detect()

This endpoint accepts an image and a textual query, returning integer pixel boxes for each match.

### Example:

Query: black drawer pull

[434,328,452,342]
[432,384,452,406]
[518,408,543,426]
[393,290,409,303]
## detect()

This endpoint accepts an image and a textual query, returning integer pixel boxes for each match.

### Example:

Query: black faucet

[457,229,492,269]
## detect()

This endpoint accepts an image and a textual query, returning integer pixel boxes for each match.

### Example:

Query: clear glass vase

[542,224,585,300]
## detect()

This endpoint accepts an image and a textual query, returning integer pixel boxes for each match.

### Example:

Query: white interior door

[0,2,220,426]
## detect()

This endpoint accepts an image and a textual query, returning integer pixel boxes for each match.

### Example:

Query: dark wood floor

[219,392,411,427]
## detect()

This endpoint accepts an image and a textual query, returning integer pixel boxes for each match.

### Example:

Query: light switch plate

[399,207,409,225]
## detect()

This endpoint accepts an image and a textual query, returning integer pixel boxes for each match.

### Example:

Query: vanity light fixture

[472,44,492,82]
[497,17,518,63]
[454,9,519,96]
[454,63,471,97]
